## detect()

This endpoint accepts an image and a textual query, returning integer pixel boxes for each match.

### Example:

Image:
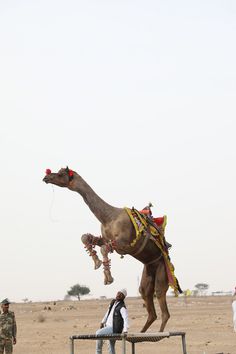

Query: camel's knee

[139,284,155,300]
[81,233,91,244]
[139,286,143,297]
[81,233,103,247]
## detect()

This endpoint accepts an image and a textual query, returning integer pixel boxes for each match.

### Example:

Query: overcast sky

[0,0,235,302]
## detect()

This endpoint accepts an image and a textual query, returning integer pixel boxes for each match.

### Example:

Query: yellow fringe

[125,207,161,247]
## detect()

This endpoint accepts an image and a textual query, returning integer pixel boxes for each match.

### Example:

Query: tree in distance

[67,284,90,300]
[194,283,209,296]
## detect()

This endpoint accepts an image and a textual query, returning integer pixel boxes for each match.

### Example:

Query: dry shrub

[37,314,46,323]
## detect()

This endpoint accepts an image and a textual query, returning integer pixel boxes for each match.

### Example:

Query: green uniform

[0,311,17,354]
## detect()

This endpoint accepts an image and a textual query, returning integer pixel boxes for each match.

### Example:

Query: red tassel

[45,169,51,175]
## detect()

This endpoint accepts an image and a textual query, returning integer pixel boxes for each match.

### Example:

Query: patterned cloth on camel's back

[125,207,180,296]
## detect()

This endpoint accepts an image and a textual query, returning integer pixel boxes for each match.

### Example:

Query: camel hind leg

[155,260,170,332]
[139,265,157,332]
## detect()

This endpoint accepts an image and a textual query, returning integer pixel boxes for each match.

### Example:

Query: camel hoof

[106,278,114,285]
[104,277,114,285]
[94,260,103,270]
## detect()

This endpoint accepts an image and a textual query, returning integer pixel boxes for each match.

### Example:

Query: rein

[145,253,163,265]
[130,226,152,257]
[131,230,163,265]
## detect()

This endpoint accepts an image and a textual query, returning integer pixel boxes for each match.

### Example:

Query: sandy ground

[10,295,235,354]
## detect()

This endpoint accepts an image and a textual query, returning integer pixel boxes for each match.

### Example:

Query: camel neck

[71,175,121,225]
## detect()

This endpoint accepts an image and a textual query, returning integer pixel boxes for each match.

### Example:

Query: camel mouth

[43,176,50,184]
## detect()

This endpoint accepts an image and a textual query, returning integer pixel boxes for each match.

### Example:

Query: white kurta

[102,301,129,332]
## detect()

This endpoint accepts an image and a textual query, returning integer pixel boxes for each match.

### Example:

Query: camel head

[43,167,74,187]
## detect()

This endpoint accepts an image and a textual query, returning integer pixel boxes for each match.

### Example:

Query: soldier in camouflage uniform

[0,299,17,354]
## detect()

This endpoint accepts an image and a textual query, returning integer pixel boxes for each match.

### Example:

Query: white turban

[119,289,127,298]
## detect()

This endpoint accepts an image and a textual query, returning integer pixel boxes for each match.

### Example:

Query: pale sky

[0,0,235,302]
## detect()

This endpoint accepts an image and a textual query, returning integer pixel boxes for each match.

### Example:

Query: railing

[69,331,187,354]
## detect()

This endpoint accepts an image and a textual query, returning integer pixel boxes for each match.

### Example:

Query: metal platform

[69,331,187,354]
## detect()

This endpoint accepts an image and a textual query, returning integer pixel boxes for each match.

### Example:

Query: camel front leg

[100,244,114,285]
[139,265,157,332]
[81,233,103,269]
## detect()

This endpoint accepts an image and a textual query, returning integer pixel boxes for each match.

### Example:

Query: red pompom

[68,169,74,177]
[45,169,51,175]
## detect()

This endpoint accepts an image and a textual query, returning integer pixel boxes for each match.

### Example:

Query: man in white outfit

[95,289,129,354]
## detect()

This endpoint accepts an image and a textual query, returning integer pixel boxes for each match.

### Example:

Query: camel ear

[65,166,74,181]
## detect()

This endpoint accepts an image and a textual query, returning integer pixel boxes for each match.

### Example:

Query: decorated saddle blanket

[125,207,181,296]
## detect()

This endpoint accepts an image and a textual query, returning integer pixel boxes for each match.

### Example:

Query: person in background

[233,287,236,296]
[95,289,128,354]
[0,299,17,354]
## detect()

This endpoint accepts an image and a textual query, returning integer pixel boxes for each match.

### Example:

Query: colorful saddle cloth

[125,207,181,296]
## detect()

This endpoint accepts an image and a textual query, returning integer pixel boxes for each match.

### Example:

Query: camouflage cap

[1,298,10,305]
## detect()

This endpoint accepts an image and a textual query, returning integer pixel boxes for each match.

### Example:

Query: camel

[43,166,181,332]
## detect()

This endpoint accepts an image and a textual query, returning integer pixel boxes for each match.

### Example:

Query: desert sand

[10,295,235,354]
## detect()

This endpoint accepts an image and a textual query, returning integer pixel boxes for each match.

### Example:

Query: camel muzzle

[43,176,50,183]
